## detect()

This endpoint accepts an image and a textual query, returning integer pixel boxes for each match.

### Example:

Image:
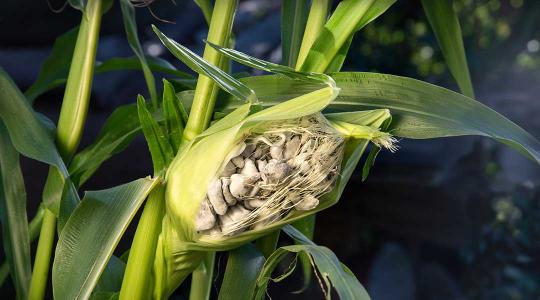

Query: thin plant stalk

[27,210,56,300]
[188,252,216,300]
[119,185,165,300]
[185,1,238,299]
[28,0,103,298]
[182,0,238,141]
[295,0,330,69]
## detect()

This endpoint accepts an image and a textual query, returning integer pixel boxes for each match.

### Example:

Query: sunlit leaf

[153,25,256,103]
[52,177,159,300]
[137,96,174,173]
[421,0,474,98]
[281,0,309,67]
[254,225,370,300]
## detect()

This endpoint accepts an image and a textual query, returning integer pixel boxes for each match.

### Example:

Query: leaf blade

[0,123,31,300]
[52,178,159,300]
[421,0,474,98]
[281,0,309,67]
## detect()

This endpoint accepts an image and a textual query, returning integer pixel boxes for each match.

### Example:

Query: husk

[155,101,392,296]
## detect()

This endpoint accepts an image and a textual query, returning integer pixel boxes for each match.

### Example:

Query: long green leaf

[69,104,140,186]
[0,68,68,174]
[254,225,370,300]
[24,27,193,102]
[25,27,78,102]
[0,123,31,300]
[421,0,474,98]
[218,244,265,300]
[137,96,174,173]
[162,79,186,152]
[205,41,334,86]
[324,0,396,73]
[0,68,79,220]
[299,0,377,72]
[281,0,309,67]
[52,177,159,300]
[120,0,158,105]
[217,73,540,163]
[153,25,256,103]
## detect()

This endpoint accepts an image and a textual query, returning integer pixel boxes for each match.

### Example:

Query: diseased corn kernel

[194,114,345,236]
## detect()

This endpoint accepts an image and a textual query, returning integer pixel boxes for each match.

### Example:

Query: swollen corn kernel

[195,114,345,236]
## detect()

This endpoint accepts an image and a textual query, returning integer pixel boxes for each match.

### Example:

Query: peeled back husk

[160,90,394,295]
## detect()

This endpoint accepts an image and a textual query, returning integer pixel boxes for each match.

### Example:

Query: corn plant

[0,0,539,299]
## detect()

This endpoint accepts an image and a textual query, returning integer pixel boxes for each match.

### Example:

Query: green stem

[295,0,330,69]
[189,252,216,300]
[28,0,103,298]
[119,185,165,300]
[56,0,103,160]
[182,0,238,141]
[28,209,56,300]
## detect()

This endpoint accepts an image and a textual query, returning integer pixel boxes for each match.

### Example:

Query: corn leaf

[218,243,265,300]
[0,68,79,221]
[137,96,175,173]
[254,225,370,300]
[24,27,192,102]
[0,123,31,300]
[120,0,157,103]
[206,41,334,86]
[153,26,256,103]
[324,0,396,73]
[421,0,474,98]
[52,177,159,300]
[25,27,78,102]
[217,73,540,163]
[69,104,140,186]
[281,0,309,67]
[299,0,377,73]
[162,79,186,152]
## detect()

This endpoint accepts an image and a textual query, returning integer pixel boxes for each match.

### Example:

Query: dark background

[1,0,540,299]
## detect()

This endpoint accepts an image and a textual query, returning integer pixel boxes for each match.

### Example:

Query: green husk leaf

[253,225,370,300]
[218,243,265,300]
[120,0,157,103]
[153,25,256,103]
[0,123,31,300]
[421,0,474,98]
[52,177,159,300]
[281,0,309,67]
[137,96,175,174]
